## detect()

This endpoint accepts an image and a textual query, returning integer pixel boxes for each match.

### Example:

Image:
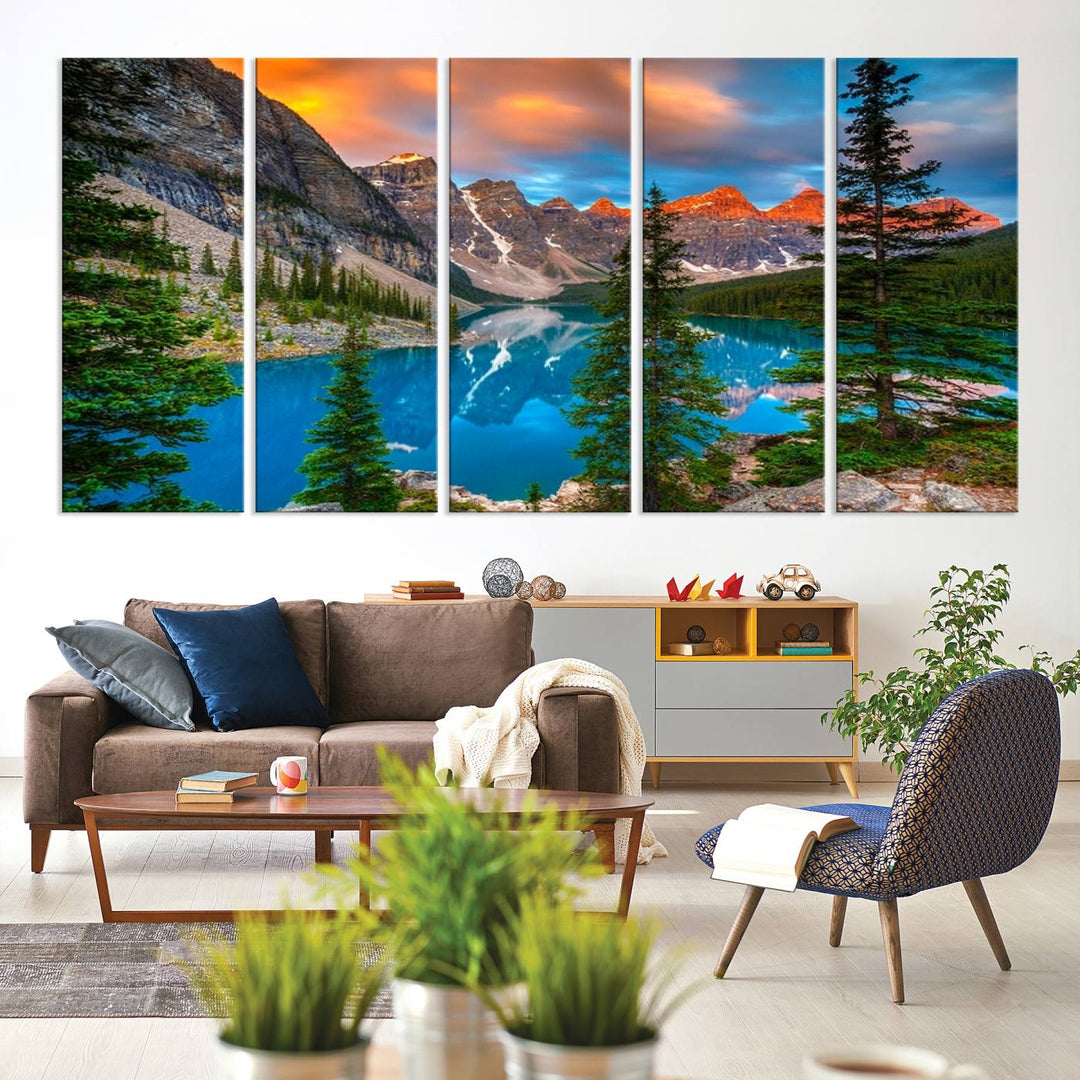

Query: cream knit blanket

[433,658,666,865]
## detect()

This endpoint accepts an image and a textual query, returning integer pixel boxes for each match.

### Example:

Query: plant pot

[216,1037,367,1080]
[392,978,504,1080]
[500,1029,658,1080]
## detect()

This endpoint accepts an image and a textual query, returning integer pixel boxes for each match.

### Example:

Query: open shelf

[755,604,856,659]
[656,607,752,660]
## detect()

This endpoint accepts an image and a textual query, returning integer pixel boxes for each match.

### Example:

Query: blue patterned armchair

[696,670,1061,1003]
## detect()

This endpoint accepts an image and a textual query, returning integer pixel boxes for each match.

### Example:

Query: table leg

[617,811,645,919]
[83,812,115,923]
[315,829,332,864]
[358,819,372,910]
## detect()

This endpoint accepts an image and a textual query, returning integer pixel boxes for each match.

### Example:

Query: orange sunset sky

[250,58,437,167]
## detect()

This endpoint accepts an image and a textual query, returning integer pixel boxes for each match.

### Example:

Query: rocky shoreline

[257,313,436,359]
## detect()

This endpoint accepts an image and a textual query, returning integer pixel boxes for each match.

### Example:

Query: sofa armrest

[24,671,117,826]
[535,686,620,794]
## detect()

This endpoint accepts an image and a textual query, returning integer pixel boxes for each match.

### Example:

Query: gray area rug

[0,923,393,1019]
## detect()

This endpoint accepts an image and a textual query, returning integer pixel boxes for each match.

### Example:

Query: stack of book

[775,640,833,656]
[175,770,258,804]
[391,580,465,600]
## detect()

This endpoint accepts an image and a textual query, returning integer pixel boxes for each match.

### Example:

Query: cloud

[256,58,437,166]
[451,59,629,206]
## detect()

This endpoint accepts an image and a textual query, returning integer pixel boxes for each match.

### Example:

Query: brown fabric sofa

[24,597,620,871]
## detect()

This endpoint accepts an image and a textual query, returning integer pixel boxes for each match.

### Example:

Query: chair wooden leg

[829,895,847,947]
[714,886,765,978]
[30,826,51,874]
[878,898,905,1004]
[962,878,1011,971]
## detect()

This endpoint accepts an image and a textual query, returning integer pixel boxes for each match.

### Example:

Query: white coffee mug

[270,755,308,796]
[804,1044,990,1080]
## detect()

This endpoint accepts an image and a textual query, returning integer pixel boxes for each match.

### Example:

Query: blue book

[179,770,258,792]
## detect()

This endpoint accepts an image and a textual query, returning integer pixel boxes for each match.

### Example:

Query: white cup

[804,1044,990,1080]
[270,755,308,796]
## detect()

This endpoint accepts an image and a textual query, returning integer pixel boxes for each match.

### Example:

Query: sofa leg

[878,898,905,1004]
[962,878,1011,971]
[829,895,847,947]
[31,826,51,874]
[714,885,765,978]
[593,824,616,873]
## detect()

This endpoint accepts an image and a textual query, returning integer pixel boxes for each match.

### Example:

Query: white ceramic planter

[216,1037,367,1080]
[500,1030,657,1080]
[392,978,504,1080]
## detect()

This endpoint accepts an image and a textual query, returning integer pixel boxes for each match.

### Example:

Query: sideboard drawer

[655,660,852,710]
[655,709,852,757]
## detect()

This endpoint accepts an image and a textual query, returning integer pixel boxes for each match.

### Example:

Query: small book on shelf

[774,640,831,649]
[666,642,714,656]
[710,804,859,892]
[178,770,258,793]
[778,645,832,656]
[175,787,235,804]
[392,591,465,600]
[396,580,457,588]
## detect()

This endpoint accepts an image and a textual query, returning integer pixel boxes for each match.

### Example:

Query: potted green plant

[321,750,593,1080]
[185,907,388,1080]
[826,565,1080,773]
[484,898,697,1080]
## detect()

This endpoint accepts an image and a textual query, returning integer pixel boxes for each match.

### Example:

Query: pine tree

[299,252,317,300]
[525,481,544,511]
[293,317,402,511]
[61,58,238,512]
[221,237,242,297]
[642,182,732,512]
[317,252,335,303]
[563,238,630,511]
[449,302,461,343]
[287,263,301,300]
[198,242,217,276]
[257,247,277,303]
[835,59,1016,450]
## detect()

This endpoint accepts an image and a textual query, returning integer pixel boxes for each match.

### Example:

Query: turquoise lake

[451,307,819,501]
[256,346,437,512]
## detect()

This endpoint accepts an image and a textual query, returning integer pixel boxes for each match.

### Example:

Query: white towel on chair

[433,658,666,865]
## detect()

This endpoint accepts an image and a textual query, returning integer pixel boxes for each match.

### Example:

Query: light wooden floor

[1,777,1077,1080]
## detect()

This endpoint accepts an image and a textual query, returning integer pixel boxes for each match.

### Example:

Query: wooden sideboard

[365,593,859,797]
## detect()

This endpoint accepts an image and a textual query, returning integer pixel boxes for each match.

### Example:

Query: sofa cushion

[327,599,532,722]
[124,598,328,705]
[46,619,194,731]
[153,599,329,732]
[319,721,437,786]
[93,722,323,794]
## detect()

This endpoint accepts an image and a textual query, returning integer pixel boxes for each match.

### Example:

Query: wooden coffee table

[74,787,653,923]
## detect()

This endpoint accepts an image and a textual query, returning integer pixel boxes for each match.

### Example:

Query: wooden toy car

[757,564,820,601]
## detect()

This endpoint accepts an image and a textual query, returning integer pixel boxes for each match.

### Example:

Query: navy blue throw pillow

[153,598,329,732]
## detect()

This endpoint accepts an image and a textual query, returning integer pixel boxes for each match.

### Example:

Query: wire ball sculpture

[800,622,821,642]
[713,636,733,655]
[530,575,556,602]
[482,557,524,598]
[686,624,706,644]
[515,580,534,600]
[782,622,802,642]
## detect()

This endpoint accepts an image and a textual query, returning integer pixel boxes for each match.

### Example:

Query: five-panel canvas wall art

[61,58,1018,514]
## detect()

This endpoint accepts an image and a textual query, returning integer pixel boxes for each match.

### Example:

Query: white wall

[3,0,1078,764]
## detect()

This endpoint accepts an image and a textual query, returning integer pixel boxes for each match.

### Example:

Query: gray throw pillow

[46,619,195,732]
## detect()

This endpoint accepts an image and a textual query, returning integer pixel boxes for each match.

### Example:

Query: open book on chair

[710,804,859,892]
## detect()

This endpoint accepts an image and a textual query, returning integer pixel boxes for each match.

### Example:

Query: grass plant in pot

[185,908,388,1080]
[484,898,698,1080]
[320,750,595,1080]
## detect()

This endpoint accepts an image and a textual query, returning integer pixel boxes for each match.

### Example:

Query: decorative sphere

[713,636,733,655]
[482,558,524,598]
[515,580,533,600]
[686,624,706,644]
[782,622,801,642]
[279,760,302,788]
[800,622,820,642]
[553,581,566,600]
[531,575,556,602]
